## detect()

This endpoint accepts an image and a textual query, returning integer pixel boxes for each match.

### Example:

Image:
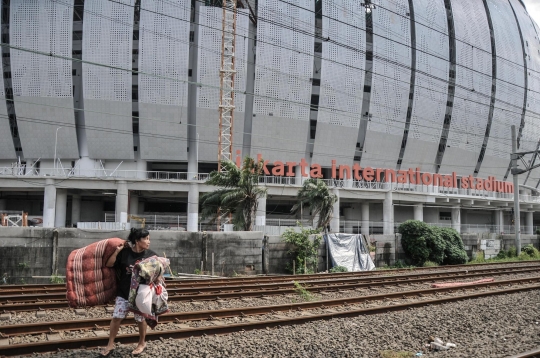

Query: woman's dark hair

[127,228,150,245]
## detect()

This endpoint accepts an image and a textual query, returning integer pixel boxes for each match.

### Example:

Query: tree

[200,157,267,231]
[291,178,338,230]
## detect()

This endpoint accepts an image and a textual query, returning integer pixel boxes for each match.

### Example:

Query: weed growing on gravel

[329,265,348,273]
[423,260,439,267]
[50,270,64,284]
[380,351,414,358]
[293,281,314,301]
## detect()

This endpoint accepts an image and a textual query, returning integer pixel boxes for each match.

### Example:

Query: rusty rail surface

[2,260,538,295]
[0,279,538,356]
[0,265,538,309]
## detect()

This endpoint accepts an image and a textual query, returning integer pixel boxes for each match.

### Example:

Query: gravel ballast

[34,289,540,358]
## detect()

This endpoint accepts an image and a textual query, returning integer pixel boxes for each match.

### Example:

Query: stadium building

[0,0,540,235]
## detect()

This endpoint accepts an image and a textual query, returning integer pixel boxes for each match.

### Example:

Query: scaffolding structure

[217,0,237,171]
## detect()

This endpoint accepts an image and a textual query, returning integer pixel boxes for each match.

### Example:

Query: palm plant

[291,178,338,230]
[200,157,268,231]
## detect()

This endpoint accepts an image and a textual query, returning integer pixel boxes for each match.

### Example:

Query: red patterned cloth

[66,238,125,308]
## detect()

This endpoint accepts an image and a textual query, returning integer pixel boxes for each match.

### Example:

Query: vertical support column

[383,191,394,235]
[451,206,461,233]
[115,181,128,224]
[0,199,6,211]
[414,204,423,222]
[497,209,504,234]
[330,188,340,233]
[54,189,67,228]
[525,211,534,235]
[43,178,56,228]
[361,202,370,236]
[71,194,81,227]
[256,195,266,227]
[129,193,139,216]
[187,0,201,178]
[187,183,199,232]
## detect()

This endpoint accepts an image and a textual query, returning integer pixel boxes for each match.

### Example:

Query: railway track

[1,276,539,356]
[0,264,538,311]
[2,260,538,296]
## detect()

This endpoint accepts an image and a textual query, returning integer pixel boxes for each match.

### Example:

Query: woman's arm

[105,245,124,268]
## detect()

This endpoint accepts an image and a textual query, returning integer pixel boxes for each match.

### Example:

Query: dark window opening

[3,72,11,79]
[311,78,320,86]
[310,95,319,110]
[133,30,139,40]
[134,146,138,151]
[363,85,371,93]
[366,51,373,61]
[314,43,322,53]
[72,69,77,76]
[72,50,82,55]
[190,31,194,42]
[133,122,139,134]
[73,31,83,40]
[439,212,452,221]
[188,69,192,77]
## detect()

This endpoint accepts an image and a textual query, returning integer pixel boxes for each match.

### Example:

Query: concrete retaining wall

[0,228,263,284]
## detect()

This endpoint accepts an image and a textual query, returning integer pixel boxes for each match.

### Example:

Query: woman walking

[100,228,157,356]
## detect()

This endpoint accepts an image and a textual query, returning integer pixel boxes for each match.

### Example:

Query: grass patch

[380,351,414,358]
[423,260,439,267]
[468,246,540,265]
[293,281,314,301]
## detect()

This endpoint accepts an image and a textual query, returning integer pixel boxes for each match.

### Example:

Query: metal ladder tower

[217,0,238,171]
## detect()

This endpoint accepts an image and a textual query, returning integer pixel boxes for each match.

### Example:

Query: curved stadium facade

[0,0,540,237]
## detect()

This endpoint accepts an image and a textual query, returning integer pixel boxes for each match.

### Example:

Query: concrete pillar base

[383,191,394,235]
[414,204,423,222]
[187,184,199,232]
[54,189,67,228]
[115,181,128,224]
[361,203,369,236]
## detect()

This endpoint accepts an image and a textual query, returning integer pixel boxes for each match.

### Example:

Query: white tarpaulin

[325,233,375,272]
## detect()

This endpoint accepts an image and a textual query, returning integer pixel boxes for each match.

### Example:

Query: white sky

[523,0,540,27]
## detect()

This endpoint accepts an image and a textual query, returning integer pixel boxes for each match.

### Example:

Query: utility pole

[217,0,237,171]
[511,125,521,254]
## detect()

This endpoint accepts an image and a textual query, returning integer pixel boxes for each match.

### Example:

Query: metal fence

[1,165,537,203]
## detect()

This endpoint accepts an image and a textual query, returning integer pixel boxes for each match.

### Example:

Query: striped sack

[65,238,125,308]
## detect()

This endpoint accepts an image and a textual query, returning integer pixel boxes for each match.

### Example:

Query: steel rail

[2,260,539,293]
[0,266,538,309]
[507,348,540,358]
[1,281,539,356]
[0,275,539,337]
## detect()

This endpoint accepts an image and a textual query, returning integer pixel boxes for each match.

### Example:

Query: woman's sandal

[132,344,146,356]
[99,348,115,357]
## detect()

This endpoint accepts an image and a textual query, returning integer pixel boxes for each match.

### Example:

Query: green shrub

[329,265,348,273]
[424,228,446,264]
[436,227,468,265]
[507,246,517,258]
[399,220,431,266]
[495,250,507,259]
[521,244,540,258]
[536,229,540,235]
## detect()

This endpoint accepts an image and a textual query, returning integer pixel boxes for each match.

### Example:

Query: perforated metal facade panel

[361,0,411,168]
[253,0,314,120]
[400,0,448,170]
[251,0,314,162]
[138,0,190,160]
[139,0,189,106]
[483,0,524,163]
[368,0,411,136]
[445,0,491,155]
[511,0,540,156]
[197,7,249,112]
[312,0,365,166]
[0,1,13,159]
[317,0,365,128]
[408,0,448,144]
[82,0,135,160]
[10,0,79,159]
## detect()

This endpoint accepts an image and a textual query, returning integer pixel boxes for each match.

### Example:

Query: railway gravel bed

[31,289,540,358]
[2,270,537,326]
